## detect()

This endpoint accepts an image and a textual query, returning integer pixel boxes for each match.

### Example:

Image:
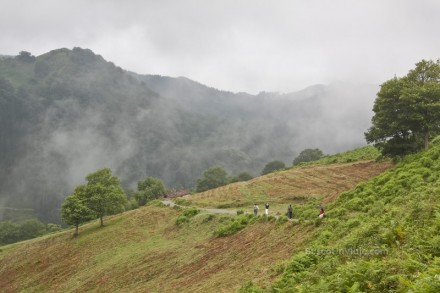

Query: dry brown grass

[186,160,392,208]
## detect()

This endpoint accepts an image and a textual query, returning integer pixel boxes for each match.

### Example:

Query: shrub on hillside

[261,160,285,175]
[214,214,255,237]
[293,148,324,165]
[174,198,192,206]
[239,281,265,293]
[175,208,200,226]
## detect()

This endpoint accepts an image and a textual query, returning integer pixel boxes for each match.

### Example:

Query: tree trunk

[100,216,104,227]
[74,225,79,237]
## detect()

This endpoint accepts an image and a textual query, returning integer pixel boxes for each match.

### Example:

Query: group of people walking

[253,203,270,216]
[253,203,325,220]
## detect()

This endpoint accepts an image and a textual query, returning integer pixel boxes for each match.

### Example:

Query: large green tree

[196,166,228,192]
[80,168,127,226]
[134,177,166,206]
[365,59,440,156]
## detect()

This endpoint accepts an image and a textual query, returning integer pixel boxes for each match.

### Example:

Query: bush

[46,223,62,233]
[293,148,324,165]
[239,281,264,293]
[174,198,192,206]
[261,160,286,175]
[182,207,199,217]
[345,197,365,211]
[175,207,200,226]
[125,198,139,210]
[175,215,189,226]
[214,214,255,237]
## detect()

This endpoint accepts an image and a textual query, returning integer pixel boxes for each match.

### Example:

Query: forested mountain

[0,48,377,222]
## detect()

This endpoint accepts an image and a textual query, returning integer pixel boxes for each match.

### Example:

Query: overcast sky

[1,0,439,93]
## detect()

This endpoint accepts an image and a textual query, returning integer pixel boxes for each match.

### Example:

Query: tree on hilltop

[261,160,285,175]
[134,177,166,206]
[365,59,440,156]
[16,51,36,62]
[293,148,324,165]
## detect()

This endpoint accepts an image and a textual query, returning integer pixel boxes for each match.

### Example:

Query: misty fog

[0,48,378,222]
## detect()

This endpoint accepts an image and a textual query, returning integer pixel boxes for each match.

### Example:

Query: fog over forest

[0,48,379,222]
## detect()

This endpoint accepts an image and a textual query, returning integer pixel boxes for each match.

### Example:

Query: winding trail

[161,199,237,215]
[161,199,284,219]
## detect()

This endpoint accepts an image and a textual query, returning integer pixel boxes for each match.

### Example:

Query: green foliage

[46,223,62,233]
[182,207,200,218]
[134,177,166,206]
[261,160,285,175]
[366,59,440,156]
[125,198,139,210]
[0,219,57,245]
[61,195,95,236]
[75,168,127,227]
[239,281,265,293]
[16,51,36,63]
[18,219,46,240]
[293,148,325,165]
[293,146,381,167]
[214,214,256,237]
[229,172,253,183]
[196,166,228,192]
[270,135,440,292]
[175,208,200,226]
[173,198,192,206]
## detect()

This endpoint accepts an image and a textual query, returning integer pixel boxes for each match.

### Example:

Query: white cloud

[1,0,440,93]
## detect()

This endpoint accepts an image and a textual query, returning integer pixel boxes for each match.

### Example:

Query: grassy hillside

[259,137,440,292]
[186,146,391,213]
[0,203,314,292]
[0,146,398,292]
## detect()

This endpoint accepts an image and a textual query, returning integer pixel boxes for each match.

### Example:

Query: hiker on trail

[319,207,325,219]
[265,203,269,216]
[287,204,293,219]
[253,204,259,216]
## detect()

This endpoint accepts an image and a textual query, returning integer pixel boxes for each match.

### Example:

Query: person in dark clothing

[253,204,259,216]
[287,204,293,219]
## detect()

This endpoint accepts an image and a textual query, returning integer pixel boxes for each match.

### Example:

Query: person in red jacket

[319,207,325,219]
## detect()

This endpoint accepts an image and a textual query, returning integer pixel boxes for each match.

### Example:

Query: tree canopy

[134,177,166,206]
[81,168,127,226]
[293,148,324,165]
[196,166,228,192]
[61,194,95,236]
[365,59,440,156]
[261,160,285,175]
[61,168,126,234]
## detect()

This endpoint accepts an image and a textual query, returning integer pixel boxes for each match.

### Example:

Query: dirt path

[161,199,237,215]
[160,199,284,219]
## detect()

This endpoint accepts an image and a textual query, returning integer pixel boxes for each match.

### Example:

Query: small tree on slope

[61,194,95,236]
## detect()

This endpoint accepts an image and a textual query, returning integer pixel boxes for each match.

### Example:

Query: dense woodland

[0,48,376,222]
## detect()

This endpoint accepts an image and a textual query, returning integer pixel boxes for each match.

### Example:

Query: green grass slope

[6,143,440,292]
[252,137,440,292]
[0,202,314,292]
